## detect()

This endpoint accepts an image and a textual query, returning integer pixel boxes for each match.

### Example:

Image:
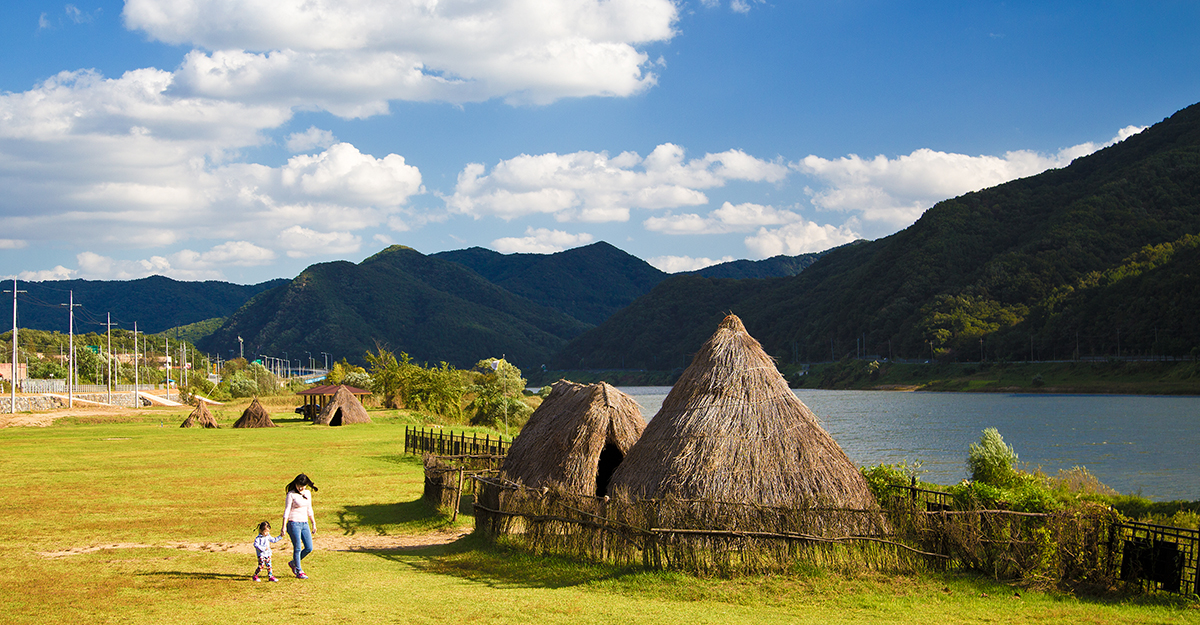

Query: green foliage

[366,346,465,417]
[226,372,259,398]
[860,461,924,503]
[325,358,366,385]
[467,357,531,429]
[967,428,1019,487]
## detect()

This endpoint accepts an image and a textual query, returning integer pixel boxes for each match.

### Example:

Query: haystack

[314,385,372,426]
[502,380,646,497]
[608,314,877,510]
[233,398,276,428]
[180,400,219,428]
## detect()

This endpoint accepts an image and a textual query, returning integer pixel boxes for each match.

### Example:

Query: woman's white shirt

[284,490,313,523]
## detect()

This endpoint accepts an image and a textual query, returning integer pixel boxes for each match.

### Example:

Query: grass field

[0,402,1196,624]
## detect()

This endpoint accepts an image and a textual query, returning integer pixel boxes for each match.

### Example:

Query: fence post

[452,468,464,523]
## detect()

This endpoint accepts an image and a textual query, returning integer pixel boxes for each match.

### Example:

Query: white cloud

[0,240,27,250]
[125,0,679,109]
[65,242,277,280]
[279,226,362,258]
[11,266,74,281]
[644,201,801,235]
[646,255,735,273]
[286,126,337,153]
[794,126,1147,231]
[491,227,594,254]
[447,144,788,222]
[744,221,860,257]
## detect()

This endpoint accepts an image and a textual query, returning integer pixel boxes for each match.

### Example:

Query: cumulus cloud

[0,69,423,274]
[279,226,362,258]
[644,201,801,235]
[447,144,788,222]
[12,266,74,281]
[491,227,594,254]
[0,240,27,250]
[646,255,735,273]
[286,126,337,153]
[64,242,277,280]
[744,221,860,257]
[125,0,679,109]
[795,126,1147,231]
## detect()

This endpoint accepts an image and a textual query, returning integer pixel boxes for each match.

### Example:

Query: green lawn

[0,405,1195,624]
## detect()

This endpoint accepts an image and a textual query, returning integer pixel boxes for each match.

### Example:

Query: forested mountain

[683,246,853,279]
[552,101,1200,369]
[432,242,668,325]
[11,275,285,335]
[196,245,590,369]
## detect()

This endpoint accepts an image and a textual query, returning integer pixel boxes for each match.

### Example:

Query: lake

[617,387,1200,502]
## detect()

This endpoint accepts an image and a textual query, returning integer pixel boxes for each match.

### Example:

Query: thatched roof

[180,401,219,428]
[314,385,372,426]
[502,380,646,497]
[608,314,877,510]
[233,398,277,428]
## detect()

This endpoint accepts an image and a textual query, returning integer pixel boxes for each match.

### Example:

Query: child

[252,521,284,582]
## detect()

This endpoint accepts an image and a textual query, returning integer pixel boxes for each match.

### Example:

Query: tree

[466,357,530,431]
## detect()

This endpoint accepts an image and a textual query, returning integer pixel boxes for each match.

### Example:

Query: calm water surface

[617,387,1199,501]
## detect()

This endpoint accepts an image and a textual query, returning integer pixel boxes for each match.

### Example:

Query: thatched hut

[313,385,372,426]
[180,401,219,428]
[608,314,877,511]
[233,398,276,428]
[502,380,646,497]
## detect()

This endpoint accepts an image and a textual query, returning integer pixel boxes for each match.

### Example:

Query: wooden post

[452,468,465,523]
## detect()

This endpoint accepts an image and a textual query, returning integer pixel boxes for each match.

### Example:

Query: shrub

[968,427,1019,487]
[227,373,259,398]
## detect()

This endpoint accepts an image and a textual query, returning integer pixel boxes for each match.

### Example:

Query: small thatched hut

[233,398,276,428]
[180,401,219,428]
[502,380,646,497]
[608,314,877,511]
[314,385,372,426]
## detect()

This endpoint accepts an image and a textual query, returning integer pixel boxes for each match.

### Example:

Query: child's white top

[283,490,313,523]
[254,533,282,556]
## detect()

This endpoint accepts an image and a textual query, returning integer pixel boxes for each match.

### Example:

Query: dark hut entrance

[329,408,344,426]
[596,442,623,497]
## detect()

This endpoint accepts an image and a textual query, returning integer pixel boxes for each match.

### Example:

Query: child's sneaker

[268,575,278,582]
[296,571,309,579]
[252,575,260,582]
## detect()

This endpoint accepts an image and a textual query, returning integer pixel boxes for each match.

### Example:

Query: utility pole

[103,314,116,405]
[60,290,81,407]
[132,323,139,409]
[165,337,170,402]
[5,280,26,413]
[237,336,244,360]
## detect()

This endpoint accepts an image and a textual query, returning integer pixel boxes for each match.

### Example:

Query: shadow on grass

[368,532,644,591]
[138,571,248,581]
[335,498,456,536]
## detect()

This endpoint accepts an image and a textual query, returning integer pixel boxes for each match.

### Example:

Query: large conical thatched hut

[314,385,372,426]
[502,380,646,497]
[233,398,276,428]
[180,401,219,428]
[608,314,877,511]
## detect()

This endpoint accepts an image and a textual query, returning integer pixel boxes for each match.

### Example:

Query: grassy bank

[0,403,1195,624]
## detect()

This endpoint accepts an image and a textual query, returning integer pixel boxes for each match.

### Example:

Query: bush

[968,427,1019,487]
[227,373,259,398]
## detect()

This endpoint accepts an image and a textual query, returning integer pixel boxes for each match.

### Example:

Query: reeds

[179,401,219,428]
[314,385,372,426]
[232,397,276,428]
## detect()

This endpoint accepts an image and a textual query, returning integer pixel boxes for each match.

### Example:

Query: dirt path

[0,405,183,428]
[37,529,471,558]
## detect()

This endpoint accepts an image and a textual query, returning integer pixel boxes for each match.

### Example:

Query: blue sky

[1,1,1197,284]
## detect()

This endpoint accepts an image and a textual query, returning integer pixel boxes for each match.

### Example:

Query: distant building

[0,363,28,380]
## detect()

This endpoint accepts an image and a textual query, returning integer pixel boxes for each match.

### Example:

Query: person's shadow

[139,571,248,581]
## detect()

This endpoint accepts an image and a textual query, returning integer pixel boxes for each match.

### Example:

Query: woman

[282,473,318,579]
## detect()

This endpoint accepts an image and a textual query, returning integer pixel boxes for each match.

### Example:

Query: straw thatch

[179,400,219,428]
[608,314,878,511]
[232,397,276,428]
[313,385,372,426]
[502,380,646,497]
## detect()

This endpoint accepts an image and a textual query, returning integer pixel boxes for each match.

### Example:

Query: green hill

[432,241,669,325]
[552,101,1200,369]
[197,245,590,369]
[683,245,852,279]
[13,276,285,334]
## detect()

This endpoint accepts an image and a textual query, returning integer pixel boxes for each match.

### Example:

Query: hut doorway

[596,442,624,497]
[329,409,343,426]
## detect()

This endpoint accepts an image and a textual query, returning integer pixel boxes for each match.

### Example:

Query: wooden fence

[472,476,1198,594]
[404,426,509,457]
[422,453,505,521]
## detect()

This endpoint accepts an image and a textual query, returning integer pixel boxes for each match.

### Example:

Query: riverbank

[787,360,1200,395]
[533,360,1200,395]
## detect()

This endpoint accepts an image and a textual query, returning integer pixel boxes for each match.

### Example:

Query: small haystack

[180,400,219,428]
[608,314,877,511]
[232,397,276,428]
[314,385,372,426]
[502,380,646,497]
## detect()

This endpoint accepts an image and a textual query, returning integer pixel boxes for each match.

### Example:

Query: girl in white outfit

[282,473,318,579]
